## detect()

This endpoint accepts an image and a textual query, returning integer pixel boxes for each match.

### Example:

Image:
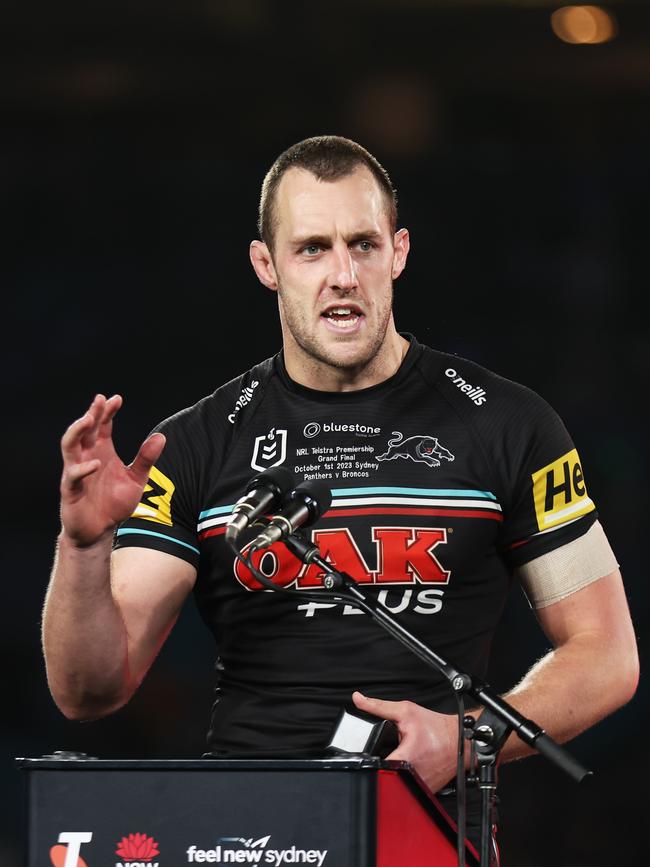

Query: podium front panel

[21,759,375,867]
[18,757,478,867]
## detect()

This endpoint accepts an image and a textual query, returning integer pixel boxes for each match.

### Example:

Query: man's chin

[310,339,381,373]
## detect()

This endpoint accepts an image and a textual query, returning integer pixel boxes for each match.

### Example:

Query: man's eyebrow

[290,229,383,248]
[348,229,383,242]
[290,234,331,248]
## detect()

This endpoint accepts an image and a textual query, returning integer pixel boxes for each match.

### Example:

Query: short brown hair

[258,135,398,252]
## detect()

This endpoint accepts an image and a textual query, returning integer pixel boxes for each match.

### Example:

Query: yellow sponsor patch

[532,448,595,531]
[131,466,175,527]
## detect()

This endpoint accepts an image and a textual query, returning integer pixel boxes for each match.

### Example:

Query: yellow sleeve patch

[532,448,595,531]
[131,466,175,527]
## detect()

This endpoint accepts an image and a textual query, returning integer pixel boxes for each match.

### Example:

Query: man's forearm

[352,571,639,795]
[493,570,640,762]
[495,628,639,762]
[42,531,132,720]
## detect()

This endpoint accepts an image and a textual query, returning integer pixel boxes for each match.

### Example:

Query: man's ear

[250,240,279,291]
[391,228,410,280]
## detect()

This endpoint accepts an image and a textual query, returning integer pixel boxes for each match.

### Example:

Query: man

[43,136,638,828]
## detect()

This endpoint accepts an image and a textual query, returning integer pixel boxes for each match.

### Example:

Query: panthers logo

[377,431,455,468]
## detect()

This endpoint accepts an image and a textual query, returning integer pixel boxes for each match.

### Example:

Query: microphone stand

[230,532,592,867]
[283,534,592,867]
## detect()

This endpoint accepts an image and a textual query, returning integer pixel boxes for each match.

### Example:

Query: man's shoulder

[155,354,279,435]
[414,341,548,418]
[415,343,577,507]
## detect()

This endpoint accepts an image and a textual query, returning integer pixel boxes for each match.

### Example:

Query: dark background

[3,1,648,864]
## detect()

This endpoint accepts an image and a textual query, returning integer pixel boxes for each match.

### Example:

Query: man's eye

[357,240,374,252]
[303,244,321,256]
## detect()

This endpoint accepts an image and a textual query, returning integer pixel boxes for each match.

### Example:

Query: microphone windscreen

[292,479,332,524]
[245,466,294,495]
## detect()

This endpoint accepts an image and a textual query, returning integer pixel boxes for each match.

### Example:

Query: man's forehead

[274,166,389,236]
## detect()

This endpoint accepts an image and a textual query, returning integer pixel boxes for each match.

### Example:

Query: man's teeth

[324,307,361,328]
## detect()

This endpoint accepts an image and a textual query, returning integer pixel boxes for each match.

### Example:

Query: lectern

[17,756,479,867]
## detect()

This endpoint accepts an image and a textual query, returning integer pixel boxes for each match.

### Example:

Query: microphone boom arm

[281,532,592,785]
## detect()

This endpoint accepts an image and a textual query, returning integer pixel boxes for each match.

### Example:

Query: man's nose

[329,244,359,292]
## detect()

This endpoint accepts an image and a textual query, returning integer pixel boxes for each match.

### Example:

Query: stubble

[276,279,395,379]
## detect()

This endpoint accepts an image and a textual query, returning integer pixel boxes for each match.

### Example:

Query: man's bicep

[535,568,637,653]
[111,546,197,686]
[534,568,639,707]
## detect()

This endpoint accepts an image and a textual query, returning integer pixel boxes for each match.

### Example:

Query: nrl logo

[377,431,455,469]
[251,427,287,471]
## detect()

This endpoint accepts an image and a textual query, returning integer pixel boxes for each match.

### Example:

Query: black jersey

[115,336,597,756]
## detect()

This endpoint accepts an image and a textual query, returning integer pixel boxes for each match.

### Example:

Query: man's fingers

[129,433,166,484]
[384,744,408,762]
[86,393,107,426]
[352,691,406,723]
[62,459,102,490]
[61,409,100,456]
[80,394,108,449]
[61,395,107,456]
[61,413,93,455]
[98,394,123,436]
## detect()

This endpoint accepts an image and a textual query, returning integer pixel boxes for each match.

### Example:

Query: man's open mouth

[321,305,363,330]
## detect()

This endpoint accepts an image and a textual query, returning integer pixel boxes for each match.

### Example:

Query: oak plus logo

[235,526,451,593]
[115,832,160,867]
[49,832,92,867]
[187,835,328,865]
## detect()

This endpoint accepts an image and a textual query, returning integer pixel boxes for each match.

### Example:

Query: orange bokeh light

[551,5,617,44]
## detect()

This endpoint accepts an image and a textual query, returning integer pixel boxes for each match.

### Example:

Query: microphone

[225,466,295,543]
[248,480,332,551]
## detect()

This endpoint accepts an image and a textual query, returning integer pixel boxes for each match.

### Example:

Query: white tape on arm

[516,520,619,609]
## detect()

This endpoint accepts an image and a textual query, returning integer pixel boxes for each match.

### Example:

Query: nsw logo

[115,833,160,867]
[377,431,455,468]
[251,428,287,471]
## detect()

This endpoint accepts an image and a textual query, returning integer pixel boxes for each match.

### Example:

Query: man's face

[256,166,409,377]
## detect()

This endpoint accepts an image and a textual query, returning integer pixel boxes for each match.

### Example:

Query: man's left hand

[352,691,462,794]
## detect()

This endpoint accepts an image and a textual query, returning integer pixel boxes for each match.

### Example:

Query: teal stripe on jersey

[198,486,498,522]
[116,527,200,555]
[330,486,497,500]
[198,504,235,520]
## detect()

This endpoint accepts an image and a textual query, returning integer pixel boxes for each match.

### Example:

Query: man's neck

[283,331,410,393]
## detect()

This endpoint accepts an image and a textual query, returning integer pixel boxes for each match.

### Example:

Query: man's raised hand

[60,394,166,547]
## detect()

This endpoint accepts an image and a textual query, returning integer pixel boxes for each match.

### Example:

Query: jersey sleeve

[495,386,598,570]
[113,409,202,569]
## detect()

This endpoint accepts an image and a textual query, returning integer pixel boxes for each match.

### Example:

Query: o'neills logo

[115,833,160,867]
[303,421,380,438]
[187,835,328,865]
[445,368,487,406]
[228,380,259,423]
